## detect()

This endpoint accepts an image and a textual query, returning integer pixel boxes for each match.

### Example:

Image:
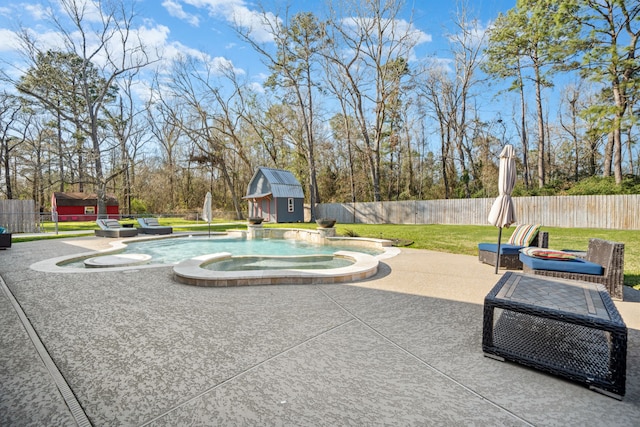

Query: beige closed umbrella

[488,144,517,273]
[203,191,212,237]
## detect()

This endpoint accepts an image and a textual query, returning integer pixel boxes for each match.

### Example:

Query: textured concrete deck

[1,236,639,426]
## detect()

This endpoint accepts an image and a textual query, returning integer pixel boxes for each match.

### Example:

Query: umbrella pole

[208,221,211,238]
[495,228,502,274]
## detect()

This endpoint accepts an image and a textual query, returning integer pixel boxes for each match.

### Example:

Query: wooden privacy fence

[2,196,638,231]
[316,195,640,230]
[0,200,39,233]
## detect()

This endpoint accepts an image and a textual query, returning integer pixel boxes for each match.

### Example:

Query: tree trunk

[611,80,625,184]
[218,160,244,220]
[518,67,530,189]
[301,66,319,220]
[441,125,450,199]
[3,144,12,199]
[534,61,545,188]
[344,117,356,203]
[603,132,613,177]
[57,108,65,192]
[90,109,107,217]
[626,126,634,175]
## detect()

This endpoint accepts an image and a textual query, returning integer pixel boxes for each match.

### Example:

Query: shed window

[287,198,294,213]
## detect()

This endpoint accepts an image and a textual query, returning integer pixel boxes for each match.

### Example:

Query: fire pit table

[482,272,627,399]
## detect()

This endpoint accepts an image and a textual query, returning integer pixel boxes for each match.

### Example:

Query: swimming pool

[30,230,400,287]
[57,235,383,268]
[120,236,382,264]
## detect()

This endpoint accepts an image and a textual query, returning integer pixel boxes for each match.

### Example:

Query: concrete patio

[1,235,639,426]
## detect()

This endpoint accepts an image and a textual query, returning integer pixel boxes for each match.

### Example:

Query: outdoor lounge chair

[95,219,138,238]
[478,224,549,270]
[0,226,11,249]
[137,217,172,235]
[519,238,625,301]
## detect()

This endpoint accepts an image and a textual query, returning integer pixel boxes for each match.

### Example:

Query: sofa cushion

[520,247,577,261]
[519,253,604,275]
[478,243,523,255]
[507,224,541,246]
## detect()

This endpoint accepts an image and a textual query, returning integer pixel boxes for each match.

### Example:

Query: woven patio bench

[95,219,139,238]
[137,217,173,235]
[478,228,549,270]
[520,238,624,301]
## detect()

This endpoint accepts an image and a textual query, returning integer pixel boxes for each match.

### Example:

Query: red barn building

[52,192,119,221]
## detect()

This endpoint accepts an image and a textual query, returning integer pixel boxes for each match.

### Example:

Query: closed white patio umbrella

[203,191,212,237]
[488,144,517,273]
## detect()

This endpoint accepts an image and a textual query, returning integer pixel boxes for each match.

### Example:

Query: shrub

[130,198,148,214]
[342,228,359,237]
[564,175,640,195]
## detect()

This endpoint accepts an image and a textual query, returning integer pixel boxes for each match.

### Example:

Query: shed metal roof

[245,167,304,199]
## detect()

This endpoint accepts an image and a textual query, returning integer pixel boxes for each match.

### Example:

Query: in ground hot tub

[172,251,379,287]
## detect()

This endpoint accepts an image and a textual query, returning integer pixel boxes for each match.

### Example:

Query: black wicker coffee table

[483,272,627,399]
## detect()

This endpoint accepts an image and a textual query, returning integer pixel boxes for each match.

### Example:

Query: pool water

[91,236,381,266]
[205,255,354,271]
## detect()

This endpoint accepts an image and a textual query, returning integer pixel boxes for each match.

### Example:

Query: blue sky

[0,0,517,97]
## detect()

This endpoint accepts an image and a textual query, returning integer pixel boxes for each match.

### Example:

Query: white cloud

[0,28,21,52]
[447,19,489,49]
[52,0,104,24]
[424,56,454,74]
[341,16,432,45]
[23,2,50,21]
[137,23,172,52]
[396,18,432,45]
[29,27,68,52]
[145,32,245,79]
[130,78,154,103]
[248,81,264,94]
[162,0,200,27]
[172,0,276,43]
[339,17,432,63]
[227,4,275,43]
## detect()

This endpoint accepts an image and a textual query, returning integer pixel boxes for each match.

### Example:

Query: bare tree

[417,66,455,198]
[445,5,487,198]
[11,0,155,216]
[146,90,183,211]
[0,93,23,199]
[235,9,324,218]
[157,55,246,219]
[325,0,420,202]
[105,73,150,215]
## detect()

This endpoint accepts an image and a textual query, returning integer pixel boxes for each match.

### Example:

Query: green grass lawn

[15,220,640,289]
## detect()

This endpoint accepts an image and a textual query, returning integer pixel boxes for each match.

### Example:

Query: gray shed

[244,167,304,223]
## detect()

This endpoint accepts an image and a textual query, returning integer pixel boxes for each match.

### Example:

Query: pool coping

[172,250,382,287]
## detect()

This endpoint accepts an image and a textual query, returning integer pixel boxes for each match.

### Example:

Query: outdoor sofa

[519,238,625,301]
[137,217,173,235]
[95,219,139,238]
[0,226,11,249]
[478,224,549,270]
